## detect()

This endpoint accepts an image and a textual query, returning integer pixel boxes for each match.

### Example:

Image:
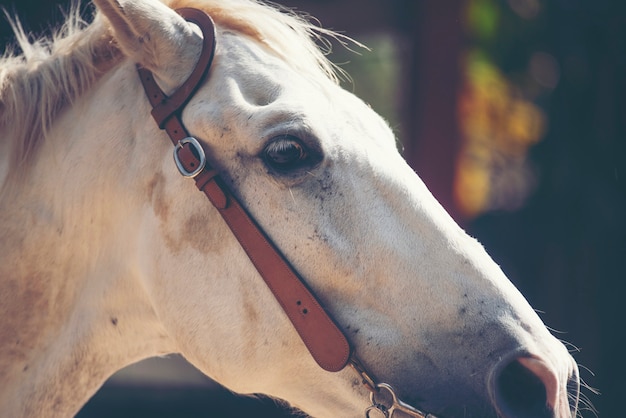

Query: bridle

[137,8,436,418]
[138,9,436,418]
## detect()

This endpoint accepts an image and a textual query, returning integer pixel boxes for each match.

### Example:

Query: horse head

[0,0,580,416]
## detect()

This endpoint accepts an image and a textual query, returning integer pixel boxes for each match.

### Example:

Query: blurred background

[1,0,623,416]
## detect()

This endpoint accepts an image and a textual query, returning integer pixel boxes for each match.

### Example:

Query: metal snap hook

[350,357,436,418]
[368,383,435,418]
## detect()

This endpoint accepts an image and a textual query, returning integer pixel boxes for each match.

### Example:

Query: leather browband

[137,8,350,372]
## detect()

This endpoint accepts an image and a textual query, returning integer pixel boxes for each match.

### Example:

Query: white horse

[0,0,580,417]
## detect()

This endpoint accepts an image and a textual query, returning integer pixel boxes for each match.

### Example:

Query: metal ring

[365,404,389,418]
[369,383,432,418]
[173,136,206,178]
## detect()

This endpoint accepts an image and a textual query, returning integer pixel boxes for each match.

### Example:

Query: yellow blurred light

[455,49,547,217]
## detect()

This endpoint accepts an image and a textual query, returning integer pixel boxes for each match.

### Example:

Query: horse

[0,0,581,417]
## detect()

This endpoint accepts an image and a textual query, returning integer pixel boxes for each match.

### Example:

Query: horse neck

[0,64,175,416]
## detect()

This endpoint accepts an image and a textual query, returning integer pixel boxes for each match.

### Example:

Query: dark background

[1,0,623,417]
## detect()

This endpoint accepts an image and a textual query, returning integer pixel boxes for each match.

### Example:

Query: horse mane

[0,6,120,177]
[0,0,349,177]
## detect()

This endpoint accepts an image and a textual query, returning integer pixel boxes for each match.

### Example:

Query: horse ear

[93,0,203,93]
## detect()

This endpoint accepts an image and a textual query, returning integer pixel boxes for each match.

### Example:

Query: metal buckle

[173,137,206,178]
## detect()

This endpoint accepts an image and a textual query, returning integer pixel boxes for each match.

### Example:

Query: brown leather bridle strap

[137,8,350,372]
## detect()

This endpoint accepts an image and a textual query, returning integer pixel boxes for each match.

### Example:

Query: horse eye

[263,136,310,171]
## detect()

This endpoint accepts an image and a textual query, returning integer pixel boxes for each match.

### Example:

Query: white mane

[0,0,346,178]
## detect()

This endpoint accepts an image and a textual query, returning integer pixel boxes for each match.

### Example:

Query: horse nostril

[492,356,558,418]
